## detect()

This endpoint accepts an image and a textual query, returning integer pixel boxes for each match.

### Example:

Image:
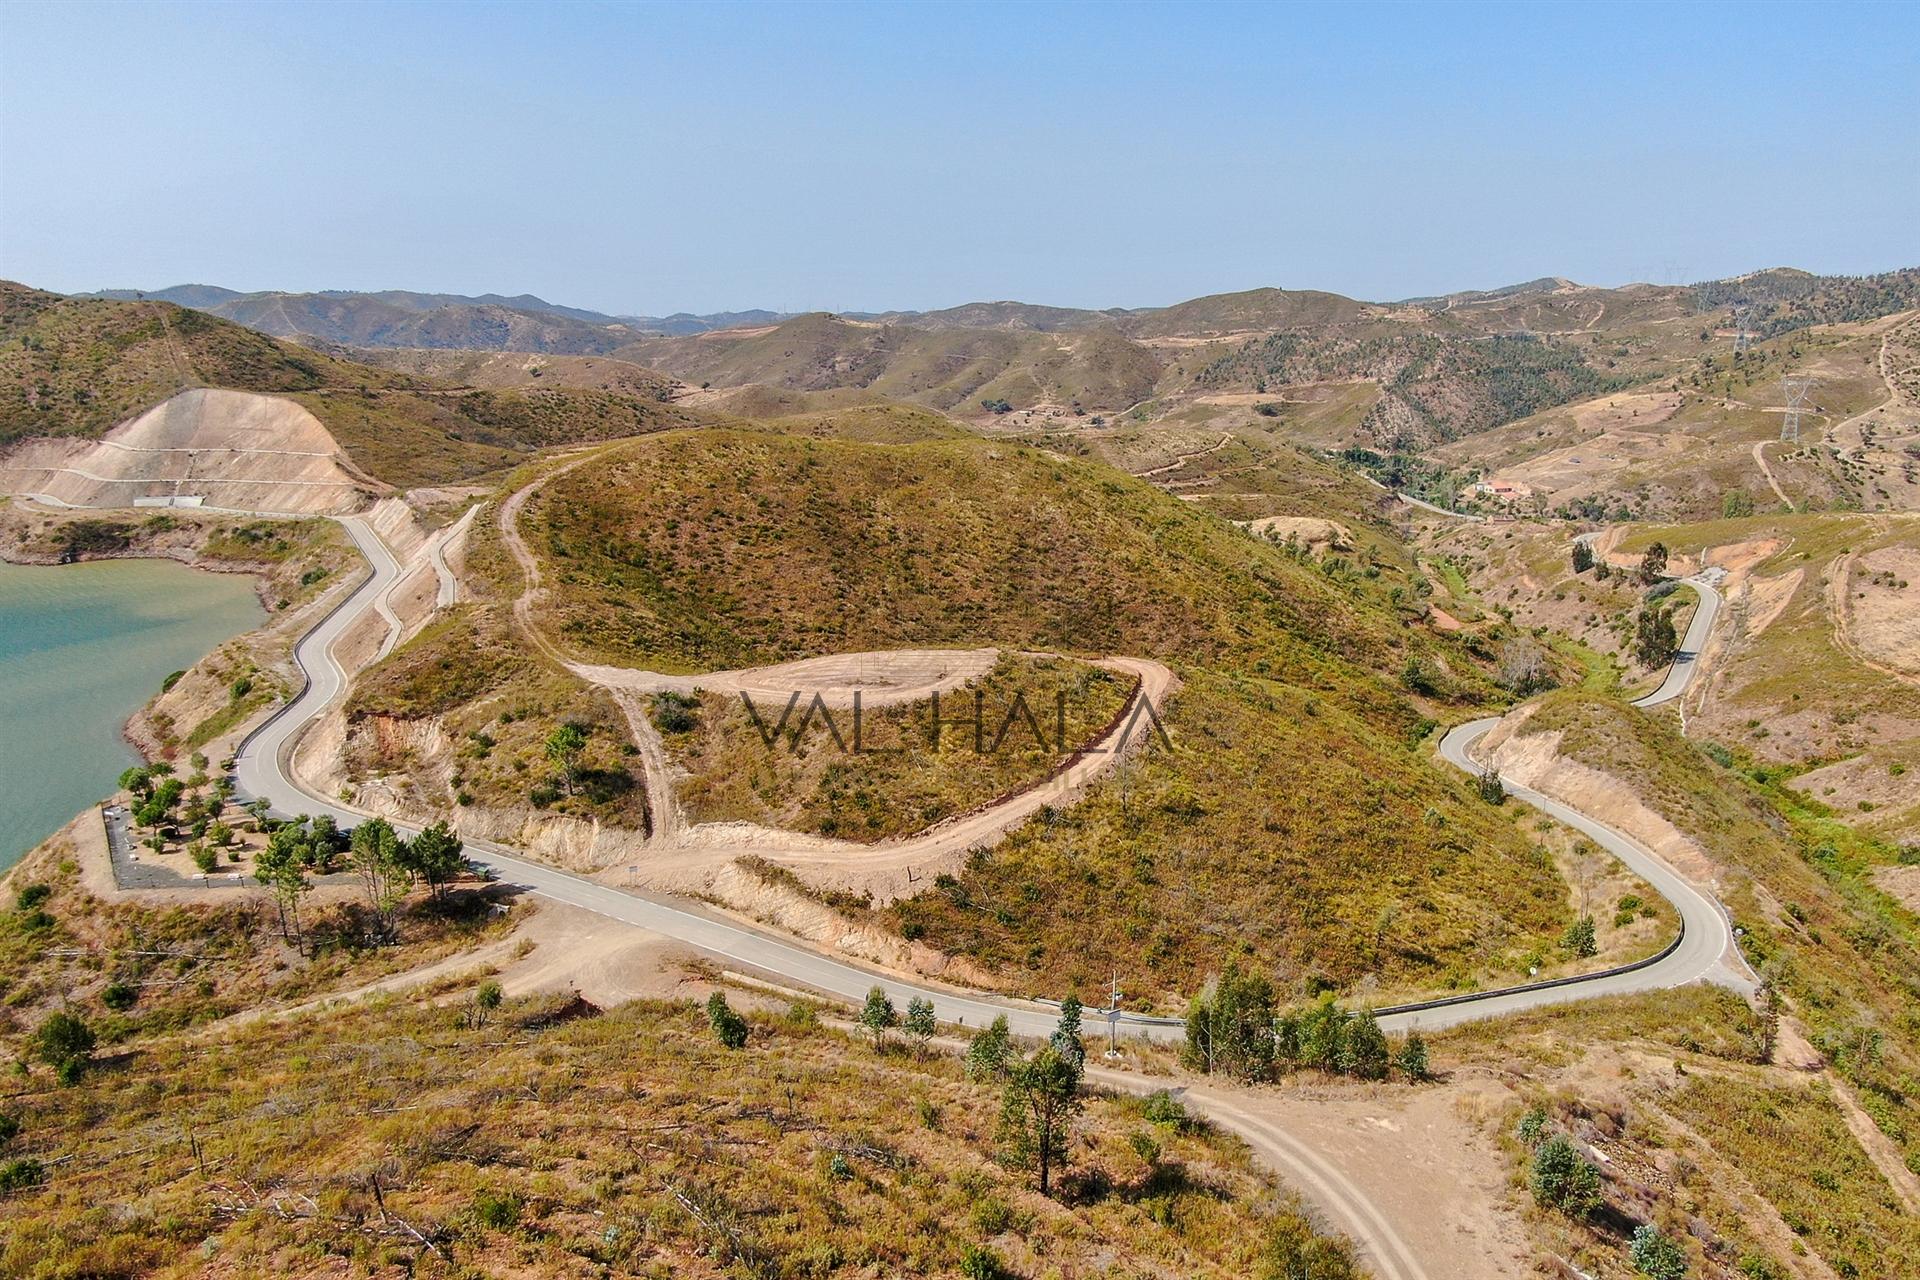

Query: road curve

[1633,577,1722,709]
[1433,718,1754,1022]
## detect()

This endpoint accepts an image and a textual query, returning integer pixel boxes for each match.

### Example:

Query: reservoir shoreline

[0,543,278,870]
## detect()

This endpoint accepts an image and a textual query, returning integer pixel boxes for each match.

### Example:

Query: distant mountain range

[66,267,1918,445]
[82,267,1919,351]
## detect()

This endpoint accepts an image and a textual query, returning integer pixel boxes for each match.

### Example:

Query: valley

[3,268,1917,1280]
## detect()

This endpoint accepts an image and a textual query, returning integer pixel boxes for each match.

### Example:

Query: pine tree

[999,1046,1081,1196]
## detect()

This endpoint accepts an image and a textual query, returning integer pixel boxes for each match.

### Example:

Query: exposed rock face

[0,388,375,515]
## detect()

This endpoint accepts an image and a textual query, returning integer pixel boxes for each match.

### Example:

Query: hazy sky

[2,0,1914,315]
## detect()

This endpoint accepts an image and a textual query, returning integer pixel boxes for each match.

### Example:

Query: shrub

[1396,1032,1430,1082]
[1530,1135,1603,1217]
[1630,1223,1690,1278]
[101,981,138,1011]
[0,1157,44,1193]
[0,1113,18,1149]
[705,992,749,1049]
[960,1244,1008,1280]
[472,1189,522,1229]
[14,883,51,911]
[1562,916,1598,958]
[650,691,700,734]
[1142,1090,1188,1128]
[34,1011,95,1081]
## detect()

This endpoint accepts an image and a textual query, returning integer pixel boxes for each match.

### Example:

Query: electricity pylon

[1780,377,1816,444]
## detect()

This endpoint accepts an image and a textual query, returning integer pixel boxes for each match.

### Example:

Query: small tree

[1571,541,1595,574]
[545,723,589,796]
[1530,1135,1603,1217]
[1499,639,1554,696]
[349,817,408,944]
[254,831,312,945]
[858,986,898,1051]
[1341,1009,1390,1080]
[1477,769,1507,805]
[404,820,465,900]
[1297,995,1351,1072]
[188,840,218,877]
[965,1014,1014,1081]
[1636,604,1679,668]
[705,992,749,1049]
[904,996,936,1056]
[999,1045,1082,1196]
[35,1011,95,1083]
[1184,964,1277,1080]
[1050,994,1085,1074]
[1562,915,1598,958]
[1396,1031,1430,1082]
[1630,1223,1690,1279]
[1638,541,1669,585]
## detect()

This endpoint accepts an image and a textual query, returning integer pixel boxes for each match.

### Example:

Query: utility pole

[1780,376,1816,444]
[1103,971,1124,1059]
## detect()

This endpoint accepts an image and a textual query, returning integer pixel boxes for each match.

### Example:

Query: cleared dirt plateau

[0,387,375,514]
[571,646,1003,710]
[1242,514,1354,552]
[1846,544,1920,676]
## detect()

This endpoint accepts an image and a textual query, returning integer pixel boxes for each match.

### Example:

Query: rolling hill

[614,313,1165,414]
[510,425,1586,1002]
[0,283,706,489]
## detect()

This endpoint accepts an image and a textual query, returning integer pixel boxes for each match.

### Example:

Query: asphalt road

[1633,577,1722,709]
[234,521,1749,1041]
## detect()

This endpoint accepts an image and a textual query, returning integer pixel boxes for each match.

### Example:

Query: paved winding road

[236,521,1749,1036]
[226,513,1751,1280]
[1633,576,1722,710]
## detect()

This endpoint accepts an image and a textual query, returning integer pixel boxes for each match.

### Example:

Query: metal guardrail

[1374,919,1685,1017]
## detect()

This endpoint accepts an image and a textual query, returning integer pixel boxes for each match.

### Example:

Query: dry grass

[1664,1075,1920,1278]
[670,652,1132,841]
[1525,692,1920,1175]
[0,838,518,1050]
[0,985,1361,1278]
[893,668,1573,1006]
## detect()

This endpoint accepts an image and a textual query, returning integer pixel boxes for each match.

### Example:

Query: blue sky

[1,0,1914,314]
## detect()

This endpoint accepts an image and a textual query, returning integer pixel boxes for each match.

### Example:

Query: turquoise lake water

[0,558,264,871]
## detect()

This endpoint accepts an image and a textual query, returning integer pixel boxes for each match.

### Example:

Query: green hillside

[520,427,1580,1003]
[1520,691,1920,1166]
[0,280,397,446]
[1196,328,1639,447]
[525,430,1426,674]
